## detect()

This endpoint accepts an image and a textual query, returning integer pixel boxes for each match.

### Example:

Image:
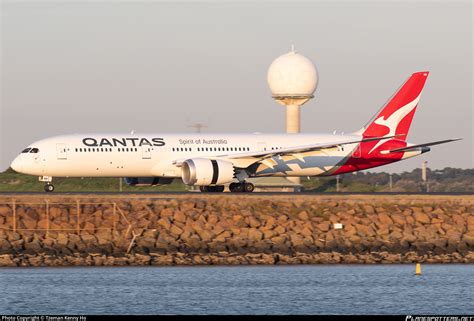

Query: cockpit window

[21,148,31,153]
[30,148,39,153]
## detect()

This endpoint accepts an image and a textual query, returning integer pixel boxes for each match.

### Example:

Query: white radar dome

[267,49,318,98]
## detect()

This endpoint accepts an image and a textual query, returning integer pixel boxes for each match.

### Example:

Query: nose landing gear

[39,176,54,192]
[44,183,55,192]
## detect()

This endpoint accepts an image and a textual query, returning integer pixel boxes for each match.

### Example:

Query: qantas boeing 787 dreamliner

[10,71,460,192]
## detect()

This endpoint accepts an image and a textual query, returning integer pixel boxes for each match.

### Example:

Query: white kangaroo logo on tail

[368,93,421,154]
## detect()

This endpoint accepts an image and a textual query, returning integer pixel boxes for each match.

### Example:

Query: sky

[1,0,472,173]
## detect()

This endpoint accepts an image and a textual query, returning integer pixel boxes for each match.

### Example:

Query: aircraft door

[56,143,68,160]
[142,146,152,159]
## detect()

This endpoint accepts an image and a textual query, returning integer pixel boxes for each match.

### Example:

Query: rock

[10,239,24,251]
[36,219,49,230]
[157,218,171,230]
[173,211,186,223]
[232,215,244,223]
[96,230,112,245]
[248,217,261,228]
[81,233,97,244]
[432,208,445,215]
[27,255,44,266]
[24,239,42,252]
[414,212,431,224]
[300,227,313,239]
[264,216,276,228]
[83,222,95,232]
[137,237,156,249]
[206,214,217,226]
[7,232,21,242]
[316,222,331,232]
[356,224,375,237]
[57,233,69,246]
[0,206,12,216]
[270,236,286,245]
[170,225,183,236]
[297,211,310,221]
[462,231,474,247]
[391,214,406,226]
[452,214,465,226]
[0,254,16,267]
[248,228,263,242]
[22,219,37,230]
[362,205,375,214]
[422,206,433,213]
[151,254,174,265]
[262,230,275,240]
[160,207,175,217]
[467,216,474,231]
[274,225,286,235]
[378,213,393,225]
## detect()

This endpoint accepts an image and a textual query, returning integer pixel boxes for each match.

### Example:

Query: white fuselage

[11,133,363,179]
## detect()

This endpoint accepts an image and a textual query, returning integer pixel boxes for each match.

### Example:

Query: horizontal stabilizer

[381,138,462,154]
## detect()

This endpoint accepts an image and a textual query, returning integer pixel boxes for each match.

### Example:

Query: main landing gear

[198,182,255,193]
[199,185,225,193]
[229,182,254,193]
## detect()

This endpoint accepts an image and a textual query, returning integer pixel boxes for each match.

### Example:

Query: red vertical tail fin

[357,71,429,154]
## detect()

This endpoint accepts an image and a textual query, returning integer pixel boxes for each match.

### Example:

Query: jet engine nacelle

[181,158,234,186]
[124,177,174,186]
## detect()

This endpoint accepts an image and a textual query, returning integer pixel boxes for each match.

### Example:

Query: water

[0,265,473,314]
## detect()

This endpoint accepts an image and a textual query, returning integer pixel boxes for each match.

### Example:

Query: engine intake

[124,177,174,186]
[181,158,234,186]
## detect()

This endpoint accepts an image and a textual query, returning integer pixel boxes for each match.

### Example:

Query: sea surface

[0,265,473,315]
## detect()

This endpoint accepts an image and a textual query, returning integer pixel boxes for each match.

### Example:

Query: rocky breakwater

[0,195,472,266]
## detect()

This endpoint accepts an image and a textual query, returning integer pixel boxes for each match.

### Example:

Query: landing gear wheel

[44,183,55,192]
[229,182,244,193]
[243,182,255,193]
[214,185,225,193]
[199,186,224,193]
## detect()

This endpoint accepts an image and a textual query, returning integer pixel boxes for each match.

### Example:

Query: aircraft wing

[380,138,462,154]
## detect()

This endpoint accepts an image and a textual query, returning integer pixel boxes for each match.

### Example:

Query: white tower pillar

[286,104,300,133]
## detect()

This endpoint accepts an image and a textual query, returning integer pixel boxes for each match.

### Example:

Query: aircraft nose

[10,155,23,173]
